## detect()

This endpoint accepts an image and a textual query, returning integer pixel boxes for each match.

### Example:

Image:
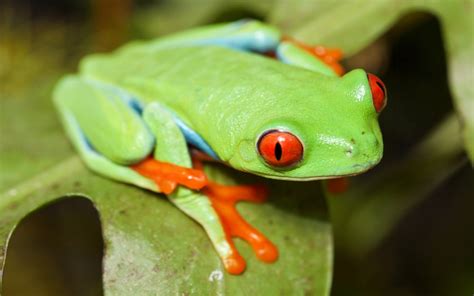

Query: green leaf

[1,158,332,294]
[0,31,331,296]
[133,0,274,37]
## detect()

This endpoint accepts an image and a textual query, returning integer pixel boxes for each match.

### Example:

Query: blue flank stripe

[131,98,220,160]
[275,45,291,64]
[172,115,220,160]
[127,96,219,160]
[92,73,220,160]
[125,93,219,160]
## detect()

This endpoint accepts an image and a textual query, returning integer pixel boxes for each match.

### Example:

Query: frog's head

[228,69,387,180]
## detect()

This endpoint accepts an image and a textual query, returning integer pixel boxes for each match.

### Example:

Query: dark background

[1,0,473,295]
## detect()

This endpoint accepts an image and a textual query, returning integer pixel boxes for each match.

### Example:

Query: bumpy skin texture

[53,20,385,274]
[81,46,383,179]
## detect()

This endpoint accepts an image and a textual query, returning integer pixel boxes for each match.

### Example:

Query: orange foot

[203,182,279,274]
[283,36,345,76]
[326,177,350,194]
[131,157,208,194]
[134,155,278,275]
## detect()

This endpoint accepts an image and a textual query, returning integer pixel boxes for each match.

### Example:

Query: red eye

[367,73,387,113]
[257,130,303,167]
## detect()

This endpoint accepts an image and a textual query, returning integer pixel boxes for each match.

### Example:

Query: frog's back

[81,44,331,119]
[79,43,337,158]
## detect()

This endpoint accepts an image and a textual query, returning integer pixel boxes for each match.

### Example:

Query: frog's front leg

[143,105,278,272]
[191,158,279,263]
[203,181,279,263]
[138,103,252,274]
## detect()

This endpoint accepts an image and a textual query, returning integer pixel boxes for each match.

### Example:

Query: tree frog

[53,19,387,275]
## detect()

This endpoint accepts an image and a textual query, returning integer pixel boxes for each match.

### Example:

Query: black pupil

[376,81,385,96]
[275,142,282,161]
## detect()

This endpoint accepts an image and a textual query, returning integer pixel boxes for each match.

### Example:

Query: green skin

[53,20,384,271]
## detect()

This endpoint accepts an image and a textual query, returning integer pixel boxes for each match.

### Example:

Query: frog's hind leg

[143,19,281,53]
[147,18,344,76]
[55,78,242,273]
[53,75,206,193]
[53,75,158,191]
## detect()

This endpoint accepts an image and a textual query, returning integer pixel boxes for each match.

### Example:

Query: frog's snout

[346,133,380,157]
[347,132,383,172]
[317,130,382,174]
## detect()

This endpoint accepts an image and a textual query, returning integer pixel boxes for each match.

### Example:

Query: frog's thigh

[53,75,157,191]
[148,19,281,53]
[54,75,155,165]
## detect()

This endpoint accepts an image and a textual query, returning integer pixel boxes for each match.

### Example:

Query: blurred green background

[0,0,473,295]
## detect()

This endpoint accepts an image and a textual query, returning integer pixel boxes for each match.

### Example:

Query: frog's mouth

[242,159,381,181]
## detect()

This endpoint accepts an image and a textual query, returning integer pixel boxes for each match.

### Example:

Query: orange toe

[327,177,350,194]
[253,238,279,262]
[131,157,208,194]
[204,182,278,267]
[223,252,247,275]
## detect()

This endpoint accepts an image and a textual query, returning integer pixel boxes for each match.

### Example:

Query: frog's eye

[367,73,387,113]
[257,130,303,167]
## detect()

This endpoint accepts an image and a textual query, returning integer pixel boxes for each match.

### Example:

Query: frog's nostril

[345,148,353,157]
[361,133,381,152]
